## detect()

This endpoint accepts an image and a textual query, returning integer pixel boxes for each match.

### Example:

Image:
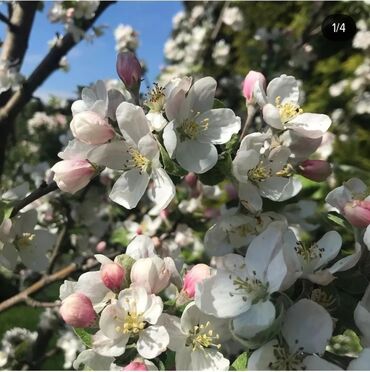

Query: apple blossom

[158,302,230,370]
[255,74,332,138]
[298,159,332,182]
[116,51,142,90]
[247,299,337,370]
[100,263,126,292]
[70,110,115,145]
[88,102,175,211]
[123,358,158,371]
[130,256,171,294]
[243,70,266,103]
[59,293,96,328]
[94,286,169,359]
[326,177,370,228]
[51,159,96,194]
[163,77,241,173]
[182,264,212,299]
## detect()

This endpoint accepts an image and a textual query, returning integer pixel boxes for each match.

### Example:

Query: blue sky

[1,1,182,100]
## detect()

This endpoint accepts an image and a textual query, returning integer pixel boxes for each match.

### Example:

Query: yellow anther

[248,164,271,183]
[294,241,325,262]
[275,96,303,124]
[16,233,35,249]
[127,148,151,173]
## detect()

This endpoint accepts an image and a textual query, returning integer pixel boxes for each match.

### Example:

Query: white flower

[73,350,114,371]
[247,299,337,370]
[212,40,230,66]
[123,215,162,241]
[222,7,244,31]
[196,221,294,318]
[256,74,332,138]
[114,24,139,52]
[94,287,169,359]
[56,330,85,369]
[0,210,56,271]
[159,302,230,370]
[163,77,241,173]
[232,132,301,212]
[88,102,175,211]
[287,231,361,285]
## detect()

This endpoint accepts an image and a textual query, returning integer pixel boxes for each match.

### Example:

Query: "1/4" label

[321,14,357,41]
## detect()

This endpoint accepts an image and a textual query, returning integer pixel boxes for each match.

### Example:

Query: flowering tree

[0,1,370,370]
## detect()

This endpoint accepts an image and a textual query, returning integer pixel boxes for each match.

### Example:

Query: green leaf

[213,98,225,109]
[73,328,93,348]
[230,352,248,371]
[110,227,130,246]
[159,143,187,177]
[198,152,232,186]
[327,329,363,357]
[327,211,352,231]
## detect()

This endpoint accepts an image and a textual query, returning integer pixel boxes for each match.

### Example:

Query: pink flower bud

[343,200,370,228]
[184,172,198,188]
[100,262,125,292]
[298,160,332,182]
[225,183,238,201]
[59,293,96,328]
[182,264,212,298]
[130,256,171,294]
[116,51,142,89]
[243,71,266,102]
[51,159,95,194]
[96,240,107,253]
[70,111,114,145]
[160,209,170,220]
[123,360,148,371]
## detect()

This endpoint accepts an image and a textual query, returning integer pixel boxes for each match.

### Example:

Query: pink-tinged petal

[88,141,131,170]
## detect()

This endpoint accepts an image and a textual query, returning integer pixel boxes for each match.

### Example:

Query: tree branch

[0,1,116,176]
[0,11,15,31]
[10,181,58,218]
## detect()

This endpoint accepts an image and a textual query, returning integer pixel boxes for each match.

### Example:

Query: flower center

[125,147,151,174]
[145,83,166,112]
[15,233,35,250]
[275,164,294,178]
[177,112,209,141]
[294,241,325,263]
[230,274,269,304]
[187,321,221,351]
[310,288,336,312]
[269,343,305,370]
[275,96,303,124]
[248,163,271,183]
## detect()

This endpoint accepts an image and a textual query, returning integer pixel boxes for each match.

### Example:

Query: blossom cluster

[44,52,370,370]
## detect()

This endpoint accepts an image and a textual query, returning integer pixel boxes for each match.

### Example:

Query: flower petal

[197,109,241,145]
[148,168,175,215]
[247,339,279,370]
[239,181,263,213]
[163,121,178,158]
[187,77,217,114]
[348,348,370,370]
[137,325,169,359]
[175,140,218,174]
[286,113,332,139]
[232,149,260,183]
[109,169,149,209]
[266,74,299,104]
[191,349,229,371]
[88,141,131,170]
[263,103,283,129]
[303,355,342,370]
[116,102,150,146]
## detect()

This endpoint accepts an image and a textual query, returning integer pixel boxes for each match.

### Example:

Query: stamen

[177,112,209,141]
[294,241,325,262]
[123,147,151,173]
[145,83,166,112]
[248,163,272,183]
[187,321,222,351]
[275,96,303,124]
[15,233,35,250]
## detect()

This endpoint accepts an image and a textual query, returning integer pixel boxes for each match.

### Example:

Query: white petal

[99,304,127,340]
[126,235,156,259]
[348,348,370,370]
[239,182,263,213]
[157,314,185,352]
[146,111,168,131]
[247,339,279,370]
[287,113,332,139]
[175,348,192,370]
[328,242,361,275]
[197,109,241,145]
[109,169,149,209]
[325,185,349,211]
[259,176,291,201]
[88,141,131,170]
[116,102,150,146]
[354,284,370,344]
[118,287,149,315]
[268,146,291,173]
[315,231,342,269]
[266,74,299,104]
[282,299,332,354]
[232,149,260,183]
[0,243,18,270]
[148,168,175,215]
[138,134,159,161]
[73,349,115,370]
[92,330,128,357]
[107,89,125,121]
[233,301,276,339]
[195,271,251,318]
[303,355,343,370]
[276,177,302,201]
[266,249,288,292]
[191,349,229,371]
[175,140,218,174]
[58,139,97,160]
[143,294,163,324]
[163,121,178,158]
[263,103,283,129]
[187,77,216,114]
[137,325,169,359]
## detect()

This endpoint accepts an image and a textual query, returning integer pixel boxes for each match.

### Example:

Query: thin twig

[47,225,67,274]
[0,11,15,30]
[24,297,61,308]
[10,181,58,218]
[211,1,230,40]
[240,104,257,141]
